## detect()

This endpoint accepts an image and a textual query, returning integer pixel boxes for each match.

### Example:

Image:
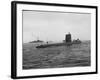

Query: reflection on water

[23,41,91,69]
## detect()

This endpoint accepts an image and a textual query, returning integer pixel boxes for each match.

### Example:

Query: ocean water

[23,41,91,69]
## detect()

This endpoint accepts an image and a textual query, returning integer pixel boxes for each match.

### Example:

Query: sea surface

[23,41,91,69]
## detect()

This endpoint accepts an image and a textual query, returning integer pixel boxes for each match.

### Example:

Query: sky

[23,10,91,43]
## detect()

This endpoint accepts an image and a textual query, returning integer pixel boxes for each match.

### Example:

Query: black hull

[36,42,81,48]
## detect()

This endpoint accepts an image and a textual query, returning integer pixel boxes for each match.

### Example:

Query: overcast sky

[23,10,91,43]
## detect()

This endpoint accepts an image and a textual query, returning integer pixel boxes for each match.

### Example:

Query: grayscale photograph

[22,10,91,70]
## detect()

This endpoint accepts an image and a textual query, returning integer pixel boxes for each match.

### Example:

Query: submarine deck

[36,42,81,48]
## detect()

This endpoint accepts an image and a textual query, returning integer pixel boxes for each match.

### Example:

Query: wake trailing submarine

[36,33,81,48]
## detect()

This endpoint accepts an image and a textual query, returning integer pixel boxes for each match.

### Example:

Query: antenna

[37,36,39,40]
[68,32,70,34]
[31,33,38,41]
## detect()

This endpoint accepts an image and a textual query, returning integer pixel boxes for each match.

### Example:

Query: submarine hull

[36,42,81,48]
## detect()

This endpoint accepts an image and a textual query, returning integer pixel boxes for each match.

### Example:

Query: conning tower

[65,32,72,43]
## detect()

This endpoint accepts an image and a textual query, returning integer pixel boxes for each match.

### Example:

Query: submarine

[36,33,81,48]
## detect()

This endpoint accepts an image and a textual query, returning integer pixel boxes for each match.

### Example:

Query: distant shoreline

[23,40,91,44]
